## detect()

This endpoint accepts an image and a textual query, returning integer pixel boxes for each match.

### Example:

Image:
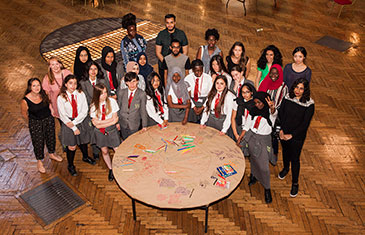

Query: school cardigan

[117,88,147,130]
[57,90,88,131]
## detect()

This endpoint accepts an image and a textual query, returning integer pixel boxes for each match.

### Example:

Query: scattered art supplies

[217,164,237,178]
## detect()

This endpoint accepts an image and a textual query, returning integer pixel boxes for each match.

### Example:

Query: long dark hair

[289,78,310,103]
[205,75,229,117]
[90,83,111,119]
[24,78,49,104]
[145,72,166,112]
[74,46,92,81]
[228,41,247,70]
[209,55,228,75]
[257,45,283,70]
[82,61,104,81]
[59,74,82,101]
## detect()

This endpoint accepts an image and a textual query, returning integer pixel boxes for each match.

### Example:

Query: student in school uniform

[236,91,277,203]
[229,65,254,96]
[120,61,146,91]
[21,78,63,173]
[57,74,96,176]
[145,72,169,128]
[184,59,213,123]
[99,46,124,98]
[90,84,120,181]
[231,82,256,143]
[200,75,235,135]
[166,67,191,125]
[117,72,148,140]
[80,61,107,160]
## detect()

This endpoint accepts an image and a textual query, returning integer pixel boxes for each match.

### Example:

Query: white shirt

[184,72,213,108]
[127,88,136,98]
[89,77,97,86]
[232,78,247,96]
[243,111,278,135]
[168,87,180,104]
[120,74,146,91]
[90,97,119,120]
[57,90,88,131]
[209,71,233,88]
[200,91,236,133]
[146,90,169,124]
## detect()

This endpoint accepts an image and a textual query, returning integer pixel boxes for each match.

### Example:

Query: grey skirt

[92,125,121,148]
[206,113,226,131]
[169,108,186,122]
[61,116,92,146]
[244,130,273,189]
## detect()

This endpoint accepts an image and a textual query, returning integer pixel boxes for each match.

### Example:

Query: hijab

[126,61,138,73]
[258,64,283,92]
[235,83,256,126]
[74,46,92,81]
[136,52,153,80]
[166,67,190,104]
[101,46,118,90]
[250,91,272,126]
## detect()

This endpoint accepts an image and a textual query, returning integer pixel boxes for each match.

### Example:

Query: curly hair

[257,45,283,70]
[205,28,220,41]
[122,13,136,29]
[289,78,310,103]
[59,74,82,101]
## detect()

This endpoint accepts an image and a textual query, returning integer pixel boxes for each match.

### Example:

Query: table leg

[243,0,247,16]
[132,199,136,221]
[204,206,209,233]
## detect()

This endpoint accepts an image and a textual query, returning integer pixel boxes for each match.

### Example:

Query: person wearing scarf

[72,46,92,82]
[99,46,124,98]
[136,52,153,83]
[231,83,256,143]
[120,61,146,91]
[166,67,190,125]
[236,91,277,204]
[258,64,288,161]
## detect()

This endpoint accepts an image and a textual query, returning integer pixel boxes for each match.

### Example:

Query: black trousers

[29,116,56,160]
[281,138,304,184]
[158,66,165,87]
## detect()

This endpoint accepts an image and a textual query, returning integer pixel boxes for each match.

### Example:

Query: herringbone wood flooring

[0,0,364,234]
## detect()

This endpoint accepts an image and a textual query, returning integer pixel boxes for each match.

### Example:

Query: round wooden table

[113,122,245,232]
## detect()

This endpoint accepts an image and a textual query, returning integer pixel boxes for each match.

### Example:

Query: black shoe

[67,165,77,176]
[93,153,100,161]
[248,174,257,186]
[108,169,114,181]
[264,188,272,203]
[290,184,299,198]
[278,168,289,180]
[82,157,96,165]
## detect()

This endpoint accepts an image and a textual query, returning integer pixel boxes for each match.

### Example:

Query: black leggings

[29,116,56,160]
[281,139,304,184]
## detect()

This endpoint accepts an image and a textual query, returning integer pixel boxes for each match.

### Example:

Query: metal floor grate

[315,35,353,52]
[19,177,85,226]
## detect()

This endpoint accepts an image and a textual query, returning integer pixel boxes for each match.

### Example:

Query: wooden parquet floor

[0,0,364,234]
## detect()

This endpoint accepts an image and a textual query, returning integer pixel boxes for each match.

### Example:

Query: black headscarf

[250,91,272,126]
[136,52,153,81]
[101,46,118,90]
[235,83,256,126]
[74,46,92,81]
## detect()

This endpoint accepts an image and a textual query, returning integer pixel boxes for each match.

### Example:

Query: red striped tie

[155,91,164,114]
[108,72,115,90]
[71,94,78,118]
[253,116,262,129]
[128,92,134,109]
[194,77,199,102]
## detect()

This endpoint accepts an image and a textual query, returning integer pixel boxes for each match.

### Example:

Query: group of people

[20,13,314,203]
